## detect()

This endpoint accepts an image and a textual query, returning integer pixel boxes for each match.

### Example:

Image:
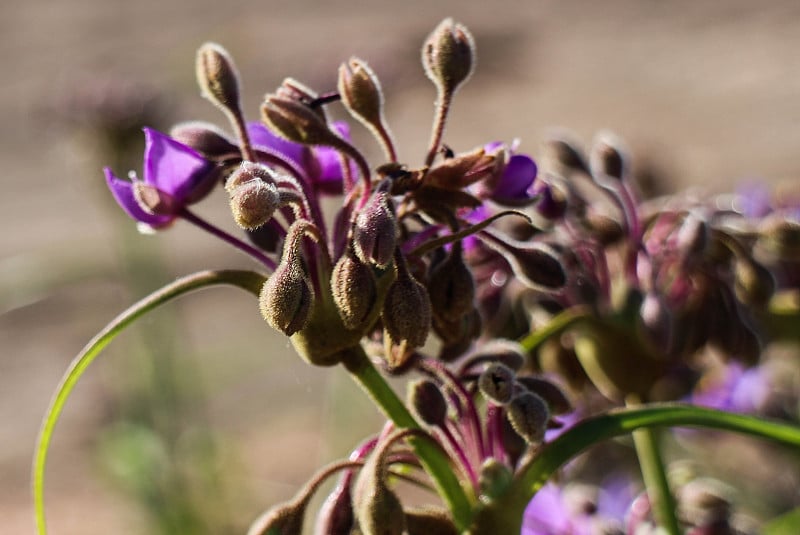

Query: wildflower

[104,128,218,228]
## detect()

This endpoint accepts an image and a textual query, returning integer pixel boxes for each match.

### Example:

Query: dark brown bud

[478,363,516,405]
[338,57,387,132]
[478,459,513,501]
[404,507,458,535]
[506,392,550,445]
[353,189,397,269]
[246,500,306,535]
[169,121,238,159]
[421,18,476,96]
[382,257,432,351]
[481,231,567,290]
[428,244,475,321]
[259,247,314,336]
[589,131,627,181]
[541,136,590,176]
[314,479,354,535]
[462,339,526,372]
[408,379,448,426]
[331,250,377,329]
[733,256,775,307]
[261,95,337,146]
[196,43,241,114]
[515,376,573,415]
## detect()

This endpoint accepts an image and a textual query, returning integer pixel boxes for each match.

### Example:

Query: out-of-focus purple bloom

[104,128,218,228]
[691,362,771,414]
[735,182,772,219]
[247,120,354,195]
[475,141,538,204]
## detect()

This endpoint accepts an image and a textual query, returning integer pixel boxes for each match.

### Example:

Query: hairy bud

[261,95,337,146]
[482,231,567,289]
[506,392,550,445]
[170,121,238,159]
[382,257,432,351]
[229,179,281,230]
[247,500,306,535]
[331,249,377,329]
[354,448,406,535]
[196,43,241,114]
[408,379,448,426]
[353,188,397,269]
[338,58,387,132]
[314,479,354,535]
[589,131,627,181]
[515,376,573,415]
[422,18,476,97]
[405,507,458,535]
[259,246,313,336]
[428,244,475,321]
[478,458,513,501]
[478,363,516,405]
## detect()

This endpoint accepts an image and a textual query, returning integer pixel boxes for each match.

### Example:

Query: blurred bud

[405,507,458,535]
[538,338,590,393]
[534,182,568,221]
[541,135,590,176]
[757,215,800,261]
[275,77,327,122]
[515,376,573,415]
[338,58,387,131]
[331,249,378,329]
[421,18,476,96]
[354,456,406,535]
[314,478,354,535]
[677,479,732,529]
[462,339,526,372]
[585,212,625,246]
[261,95,337,146]
[733,256,775,308]
[353,188,397,269]
[259,246,314,336]
[506,392,550,445]
[478,363,516,405]
[408,379,448,426]
[638,291,674,354]
[170,121,238,159]
[132,182,177,215]
[247,500,306,535]
[482,232,567,290]
[676,213,708,259]
[382,258,432,351]
[478,458,513,501]
[428,244,475,321]
[589,131,627,181]
[196,43,241,113]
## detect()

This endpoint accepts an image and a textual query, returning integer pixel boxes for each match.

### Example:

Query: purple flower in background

[691,362,771,414]
[104,128,218,228]
[479,141,538,204]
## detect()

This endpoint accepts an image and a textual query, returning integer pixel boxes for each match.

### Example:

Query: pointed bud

[515,376,573,415]
[132,182,178,215]
[428,244,475,321]
[478,459,513,501]
[196,43,241,114]
[478,363,516,405]
[589,131,627,181]
[170,121,238,160]
[275,77,327,122]
[314,479,354,535]
[422,18,476,96]
[382,256,432,351]
[259,245,314,336]
[481,231,567,289]
[353,189,397,269]
[354,448,406,535]
[408,379,448,426]
[506,392,550,445]
[541,136,590,176]
[404,507,458,535]
[261,95,337,146]
[338,57,387,132]
[331,250,377,329]
[247,500,306,535]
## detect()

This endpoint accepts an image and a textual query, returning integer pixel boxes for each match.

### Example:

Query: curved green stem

[33,269,265,535]
[340,346,473,531]
[518,307,591,353]
[474,403,800,534]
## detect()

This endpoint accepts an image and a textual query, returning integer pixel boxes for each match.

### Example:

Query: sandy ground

[2,0,800,533]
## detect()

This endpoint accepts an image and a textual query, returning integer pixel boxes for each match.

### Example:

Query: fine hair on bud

[478,458,513,501]
[170,121,238,159]
[404,507,459,535]
[314,478,354,535]
[506,391,550,445]
[382,256,432,350]
[353,188,397,269]
[422,18,476,96]
[338,57,386,129]
[427,244,476,321]
[331,250,377,329]
[196,43,241,113]
[408,379,448,426]
[246,500,306,535]
[225,161,279,192]
[478,363,516,405]
[229,179,280,230]
[259,250,314,336]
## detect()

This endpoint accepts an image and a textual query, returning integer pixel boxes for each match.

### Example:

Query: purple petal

[104,168,172,227]
[523,484,571,534]
[247,122,308,166]
[143,128,216,201]
[312,121,353,194]
[494,154,537,200]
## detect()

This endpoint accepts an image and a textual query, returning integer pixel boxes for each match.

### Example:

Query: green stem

[627,396,680,535]
[340,346,473,531]
[518,306,591,353]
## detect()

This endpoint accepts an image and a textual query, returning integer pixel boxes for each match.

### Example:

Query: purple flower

[691,362,771,414]
[104,128,218,228]
[478,141,538,204]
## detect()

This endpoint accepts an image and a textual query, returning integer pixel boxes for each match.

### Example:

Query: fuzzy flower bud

[169,121,238,160]
[259,243,314,336]
[478,363,516,405]
[408,379,448,426]
[404,507,458,535]
[515,376,573,415]
[338,57,387,132]
[353,188,397,269]
[261,95,337,146]
[229,179,281,230]
[506,392,550,445]
[354,442,406,535]
[331,249,377,329]
[478,458,513,501]
[247,500,306,535]
[428,244,475,321]
[481,231,567,290]
[589,131,627,181]
[382,256,432,351]
[196,43,241,114]
[422,18,476,96]
[315,479,354,535]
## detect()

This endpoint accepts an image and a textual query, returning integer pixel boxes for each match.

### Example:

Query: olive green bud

[261,95,337,147]
[478,458,513,501]
[259,246,314,336]
[404,507,458,535]
[229,179,280,230]
[246,500,306,535]
[382,257,432,351]
[338,57,387,133]
[428,244,475,321]
[589,131,627,181]
[515,376,573,415]
[170,121,238,159]
[331,249,377,329]
[422,18,476,96]
[353,188,397,269]
[506,392,550,445]
[733,256,775,307]
[196,43,241,114]
[408,379,448,426]
[478,363,516,405]
[354,450,406,535]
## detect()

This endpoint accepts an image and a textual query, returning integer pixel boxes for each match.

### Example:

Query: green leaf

[33,269,265,535]
[764,507,800,535]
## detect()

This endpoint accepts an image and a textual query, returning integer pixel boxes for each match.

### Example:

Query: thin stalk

[424,90,452,167]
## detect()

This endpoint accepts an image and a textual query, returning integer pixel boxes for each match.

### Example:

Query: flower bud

[428,244,475,321]
[589,131,627,181]
[478,458,513,501]
[481,231,567,290]
[382,258,432,351]
[506,392,550,445]
[229,179,281,230]
[196,43,241,113]
[338,57,387,132]
[541,136,590,176]
[247,500,306,535]
[422,18,476,96]
[331,249,377,329]
[757,215,800,261]
[515,376,573,415]
[314,479,354,535]
[261,95,337,146]
[677,479,732,529]
[733,256,775,307]
[534,182,568,221]
[354,448,406,535]
[169,121,238,160]
[478,363,516,405]
[353,189,397,269]
[425,147,502,191]
[404,507,458,535]
[408,379,448,426]
[275,77,327,122]
[259,246,314,336]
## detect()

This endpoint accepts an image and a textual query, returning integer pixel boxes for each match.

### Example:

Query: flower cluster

[41,16,800,535]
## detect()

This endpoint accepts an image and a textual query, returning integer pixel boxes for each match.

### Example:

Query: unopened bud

[314,479,354,535]
[354,449,406,535]
[404,507,458,535]
[677,479,732,529]
[757,215,800,261]
[421,18,476,96]
[275,77,327,122]
[462,339,526,372]
[482,231,567,290]
[541,136,590,176]
[478,459,513,501]
[733,256,775,307]
[196,43,241,113]
[478,363,516,405]
[331,250,377,329]
[261,95,336,146]
[382,258,432,350]
[229,179,280,230]
[353,189,397,269]
[259,248,314,336]
[338,58,387,132]
[515,376,573,415]
[534,182,568,221]
[589,131,627,181]
[428,245,475,321]
[247,500,306,535]
[506,392,550,445]
[408,379,448,426]
[170,121,238,159]
[132,182,177,215]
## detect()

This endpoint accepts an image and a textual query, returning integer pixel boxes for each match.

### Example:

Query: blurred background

[2,0,800,533]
